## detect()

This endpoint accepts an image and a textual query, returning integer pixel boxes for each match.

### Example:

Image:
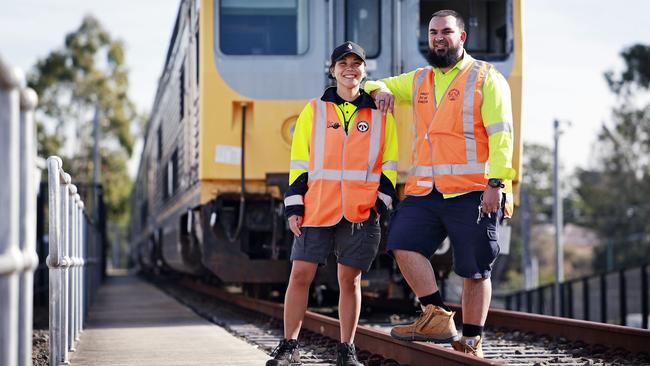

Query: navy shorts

[290,212,381,272]
[386,189,500,279]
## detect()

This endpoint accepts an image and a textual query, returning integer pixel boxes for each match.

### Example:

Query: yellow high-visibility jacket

[284,87,398,221]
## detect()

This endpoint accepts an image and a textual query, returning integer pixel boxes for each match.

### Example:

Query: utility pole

[92,106,101,222]
[92,106,107,277]
[553,119,565,316]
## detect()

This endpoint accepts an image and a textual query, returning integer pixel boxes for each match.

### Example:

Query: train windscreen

[219,0,309,55]
[419,0,512,62]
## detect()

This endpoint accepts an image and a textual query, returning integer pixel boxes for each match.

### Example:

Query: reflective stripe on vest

[303,100,385,226]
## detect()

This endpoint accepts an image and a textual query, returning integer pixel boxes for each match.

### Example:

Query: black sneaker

[266,339,301,366]
[336,342,362,366]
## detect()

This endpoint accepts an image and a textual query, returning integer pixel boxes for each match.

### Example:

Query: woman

[265,41,398,366]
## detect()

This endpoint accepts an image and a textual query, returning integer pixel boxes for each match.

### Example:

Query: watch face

[488,179,502,188]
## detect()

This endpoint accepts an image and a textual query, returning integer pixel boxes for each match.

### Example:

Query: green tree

[28,15,139,228]
[496,142,585,290]
[496,143,554,290]
[576,44,650,270]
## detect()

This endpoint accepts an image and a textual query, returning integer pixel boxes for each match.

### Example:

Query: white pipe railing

[1,53,103,366]
[1,54,40,366]
[19,84,40,366]
[47,156,103,366]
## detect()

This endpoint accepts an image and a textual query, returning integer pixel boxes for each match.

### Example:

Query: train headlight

[281,115,298,147]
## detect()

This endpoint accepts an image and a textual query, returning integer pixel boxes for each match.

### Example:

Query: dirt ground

[32,305,49,366]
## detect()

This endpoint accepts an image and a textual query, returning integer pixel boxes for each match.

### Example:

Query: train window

[140,201,148,227]
[219,0,309,55]
[157,126,162,161]
[195,32,199,84]
[179,61,185,121]
[166,159,173,198]
[419,0,511,61]
[166,150,178,198]
[345,0,380,59]
[162,162,168,200]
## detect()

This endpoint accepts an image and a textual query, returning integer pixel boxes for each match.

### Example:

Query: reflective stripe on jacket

[302,99,385,226]
[407,60,514,217]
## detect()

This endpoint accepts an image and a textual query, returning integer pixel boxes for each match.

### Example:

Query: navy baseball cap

[330,41,366,65]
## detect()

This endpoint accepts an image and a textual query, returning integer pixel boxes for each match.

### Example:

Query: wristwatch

[487,178,505,189]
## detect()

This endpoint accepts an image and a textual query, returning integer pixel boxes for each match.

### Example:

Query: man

[365,10,516,358]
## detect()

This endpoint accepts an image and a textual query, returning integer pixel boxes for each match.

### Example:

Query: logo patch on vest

[447,88,460,101]
[327,121,341,129]
[356,121,369,133]
[418,92,429,104]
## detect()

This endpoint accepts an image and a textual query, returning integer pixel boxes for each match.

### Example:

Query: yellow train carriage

[130,0,522,290]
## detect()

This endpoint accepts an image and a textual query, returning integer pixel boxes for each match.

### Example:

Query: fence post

[0,55,24,366]
[583,277,590,321]
[47,157,63,365]
[68,189,79,351]
[619,270,627,326]
[567,281,573,319]
[642,265,648,329]
[600,273,607,323]
[18,87,40,366]
[77,200,85,340]
[62,182,74,360]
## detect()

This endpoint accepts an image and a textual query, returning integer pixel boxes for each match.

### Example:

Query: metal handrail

[46,155,103,366]
[1,53,41,366]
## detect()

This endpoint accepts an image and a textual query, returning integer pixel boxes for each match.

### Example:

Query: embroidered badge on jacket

[356,121,369,132]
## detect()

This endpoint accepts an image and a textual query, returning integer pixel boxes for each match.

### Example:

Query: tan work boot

[452,335,483,358]
[390,305,458,343]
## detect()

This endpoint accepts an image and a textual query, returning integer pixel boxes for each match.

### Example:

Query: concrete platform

[70,272,269,365]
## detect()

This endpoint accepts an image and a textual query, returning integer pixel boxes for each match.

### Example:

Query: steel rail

[182,279,501,366]
[450,304,650,354]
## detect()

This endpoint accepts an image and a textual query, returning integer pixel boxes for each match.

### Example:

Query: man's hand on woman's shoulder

[371,88,395,114]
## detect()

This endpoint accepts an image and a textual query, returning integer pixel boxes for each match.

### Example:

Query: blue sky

[2,0,650,176]
[523,0,650,172]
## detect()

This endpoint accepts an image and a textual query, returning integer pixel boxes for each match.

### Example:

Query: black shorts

[386,189,500,279]
[290,213,381,272]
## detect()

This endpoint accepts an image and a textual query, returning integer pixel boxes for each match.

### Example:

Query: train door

[330,0,394,79]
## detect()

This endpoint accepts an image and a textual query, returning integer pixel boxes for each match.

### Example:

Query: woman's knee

[290,263,316,287]
[337,267,361,290]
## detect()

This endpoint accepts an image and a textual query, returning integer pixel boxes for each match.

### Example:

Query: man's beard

[426,45,462,68]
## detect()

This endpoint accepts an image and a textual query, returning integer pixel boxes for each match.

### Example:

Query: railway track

[155,276,650,365]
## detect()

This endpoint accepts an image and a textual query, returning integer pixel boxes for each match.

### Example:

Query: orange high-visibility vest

[406,60,514,217]
[303,99,386,227]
